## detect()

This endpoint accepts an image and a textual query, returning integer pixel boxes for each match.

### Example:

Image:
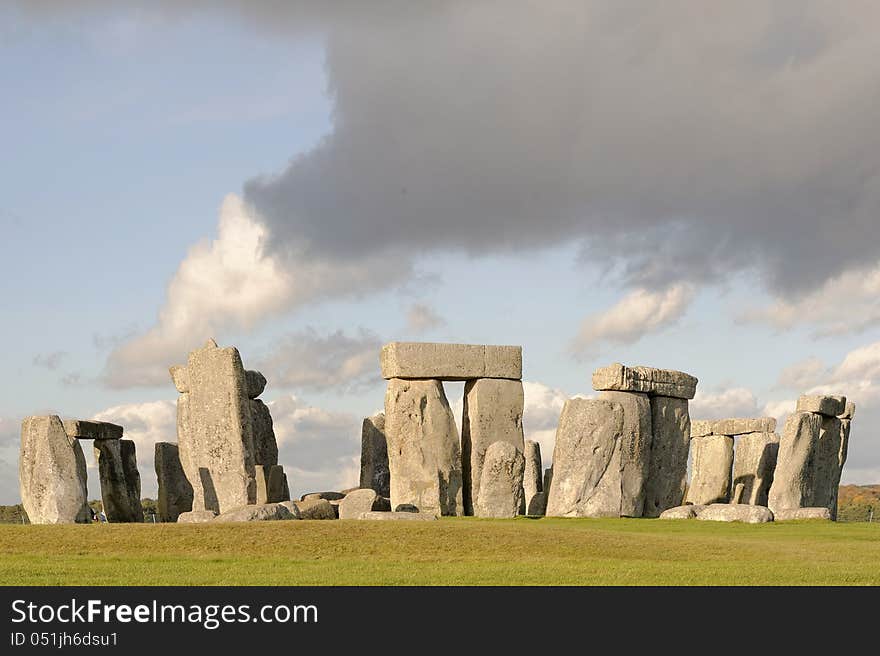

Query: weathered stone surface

[832,418,852,520]
[659,504,705,520]
[839,402,856,420]
[731,482,745,504]
[172,341,256,514]
[811,415,843,519]
[154,442,193,522]
[250,400,278,467]
[338,488,392,519]
[732,432,779,506]
[598,390,653,517]
[522,440,543,515]
[277,501,303,519]
[526,491,547,516]
[687,434,734,505]
[796,394,846,417]
[384,378,463,516]
[255,465,287,504]
[696,504,774,523]
[359,413,390,498]
[213,503,295,522]
[245,370,267,399]
[643,396,691,517]
[543,467,553,493]
[546,399,625,518]
[592,363,697,400]
[63,419,123,441]
[474,441,525,518]
[358,511,438,521]
[773,507,832,521]
[768,412,823,513]
[177,510,217,523]
[300,491,345,501]
[19,416,90,524]
[94,439,143,523]
[462,378,524,515]
[290,498,336,520]
[380,342,522,380]
[169,365,190,393]
[690,420,714,439]
[710,417,777,436]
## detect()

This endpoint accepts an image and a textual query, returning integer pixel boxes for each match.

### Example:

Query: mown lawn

[1,517,878,586]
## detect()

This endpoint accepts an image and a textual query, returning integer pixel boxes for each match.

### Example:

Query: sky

[2,1,879,505]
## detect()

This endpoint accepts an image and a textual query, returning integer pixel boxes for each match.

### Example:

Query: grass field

[2,517,879,586]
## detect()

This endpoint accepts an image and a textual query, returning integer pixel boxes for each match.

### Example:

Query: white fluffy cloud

[690,387,760,421]
[572,283,695,354]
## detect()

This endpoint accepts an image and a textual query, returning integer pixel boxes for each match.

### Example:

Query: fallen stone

[475,441,525,518]
[19,416,90,524]
[359,413,390,498]
[695,504,774,523]
[687,434,734,505]
[711,417,777,436]
[732,432,779,506]
[291,498,337,520]
[338,488,392,519]
[154,442,193,522]
[94,439,143,523]
[245,370,267,399]
[255,465,287,504]
[592,363,698,400]
[177,510,218,523]
[384,378,463,516]
[300,491,345,501]
[380,342,522,380]
[63,419,123,441]
[773,507,832,521]
[796,394,846,418]
[358,511,437,521]
[768,412,822,513]
[598,390,653,517]
[546,399,625,518]
[462,378,524,515]
[643,396,691,517]
[526,491,547,516]
[839,402,856,420]
[250,399,278,467]
[522,440,543,515]
[213,503,295,522]
[690,420,714,439]
[659,504,706,520]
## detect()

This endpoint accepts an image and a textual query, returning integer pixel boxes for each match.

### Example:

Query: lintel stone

[592,363,697,399]
[380,342,521,380]
[63,419,123,441]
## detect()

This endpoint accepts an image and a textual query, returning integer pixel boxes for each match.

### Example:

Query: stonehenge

[475,441,525,518]
[381,342,524,517]
[169,339,289,520]
[94,438,143,523]
[522,440,544,515]
[359,413,390,498]
[154,442,193,522]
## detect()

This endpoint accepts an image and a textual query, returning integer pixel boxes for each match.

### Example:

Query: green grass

[1,517,878,586]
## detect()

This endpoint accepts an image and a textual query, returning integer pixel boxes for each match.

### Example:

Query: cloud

[572,283,695,354]
[255,327,382,392]
[32,351,67,371]
[103,194,404,388]
[405,303,445,334]
[522,381,581,467]
[690,387,760,420]
[777,357,826,390]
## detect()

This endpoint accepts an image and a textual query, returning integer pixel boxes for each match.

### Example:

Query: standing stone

[19,416,90,524]
[768,412,822,513]
[832,414,853,520]
[171,340,257,514]
[686,434,734,505]
[359,413,390,498]
[154,442,193,522]
[543,467,553,494]
[461,378,524,515]
[527,491,548,516]
[255,464,287,504]
[94,439,142,523]
[732,432,779,506]
[731,482,745,504]
[522,440,543,515]
[643,396,691,517]
[812,415,842,511]
[475,441,525,518]
[250,399,278,467]
[546,399,625,518]
[598,390,653,517]
[384,378,463,516]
